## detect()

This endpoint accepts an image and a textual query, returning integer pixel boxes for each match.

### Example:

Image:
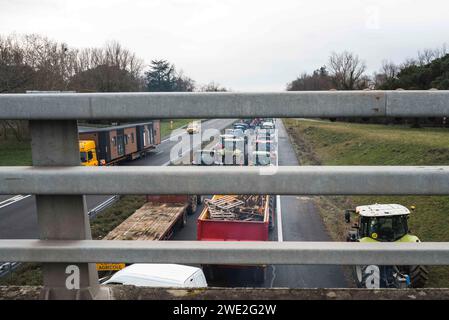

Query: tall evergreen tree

[144,59,177,92]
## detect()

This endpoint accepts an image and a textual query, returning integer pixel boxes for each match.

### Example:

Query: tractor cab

[345,204,417,242]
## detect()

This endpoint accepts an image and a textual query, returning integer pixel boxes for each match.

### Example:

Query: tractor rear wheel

[403,265,429,288]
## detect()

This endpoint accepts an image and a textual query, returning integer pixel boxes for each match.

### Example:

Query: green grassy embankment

[160,119,192,138]
[283,119,449,288]
[0,139,32,166]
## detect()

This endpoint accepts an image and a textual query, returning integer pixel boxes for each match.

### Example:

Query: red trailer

[197,195,273,284]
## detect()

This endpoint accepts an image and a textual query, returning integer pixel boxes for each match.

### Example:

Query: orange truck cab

[79,140,99,166]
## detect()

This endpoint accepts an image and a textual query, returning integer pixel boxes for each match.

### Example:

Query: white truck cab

[261,121,275,129]
[101,264,208,288]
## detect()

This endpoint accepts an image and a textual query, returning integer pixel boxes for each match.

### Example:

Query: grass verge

[0,139,32,166]
[283,119,449,288]
[160,119,192,139]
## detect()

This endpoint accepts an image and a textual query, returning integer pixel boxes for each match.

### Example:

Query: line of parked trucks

[84,119,427,290]
[95,118,278,287]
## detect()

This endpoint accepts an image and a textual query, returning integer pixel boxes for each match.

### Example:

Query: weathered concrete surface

[2,286,449,300]
[0,286,41,300]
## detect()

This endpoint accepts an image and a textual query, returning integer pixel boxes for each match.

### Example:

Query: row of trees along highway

[287,45,449,91]
[286,46,449,127]
[0,33,227,140]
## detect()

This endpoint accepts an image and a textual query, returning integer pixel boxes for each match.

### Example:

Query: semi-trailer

[79,120,161,166]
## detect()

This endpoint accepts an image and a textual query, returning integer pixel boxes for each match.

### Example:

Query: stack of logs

[205,195,265,221]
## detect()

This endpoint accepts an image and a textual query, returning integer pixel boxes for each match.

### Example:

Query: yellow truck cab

[79,140,99,166]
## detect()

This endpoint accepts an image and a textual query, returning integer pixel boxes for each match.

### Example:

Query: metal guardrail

[0,195,119,279]
[1,240,449,266]
[0,262,20,278]
[0,91,448,119]
[1,90,449,299]
[1,166,449,195]
[87,196,120,218]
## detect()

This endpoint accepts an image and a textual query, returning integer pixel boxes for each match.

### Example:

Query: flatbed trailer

[104,195,197,241]
[197,195,274,284]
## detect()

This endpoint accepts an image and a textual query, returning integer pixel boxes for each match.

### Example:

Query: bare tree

[400,57,418,69]
[200,81,228,92]
[175,70,196,92]
[327,51,367,90]
[70,41,144,92]
[372,60,399,88]
[418,44,448,66]
[19,34,77,90]
[0,35,36,93]
[74,41,143,78]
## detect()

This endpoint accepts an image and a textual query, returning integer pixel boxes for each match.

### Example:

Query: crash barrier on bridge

[1,90,449,299]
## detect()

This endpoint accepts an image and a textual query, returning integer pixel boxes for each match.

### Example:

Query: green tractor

[345,204,428,288]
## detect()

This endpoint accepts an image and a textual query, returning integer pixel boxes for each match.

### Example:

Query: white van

[101,264,208,288]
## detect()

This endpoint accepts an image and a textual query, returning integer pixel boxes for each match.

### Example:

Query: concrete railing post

[29,120,109,300]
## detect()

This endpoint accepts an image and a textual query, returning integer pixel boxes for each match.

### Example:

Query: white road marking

[275,118,283,242]
[0,195,32,209]
[276,195,283,242]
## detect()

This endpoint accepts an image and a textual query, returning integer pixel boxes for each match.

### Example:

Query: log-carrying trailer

[197,194,275,284]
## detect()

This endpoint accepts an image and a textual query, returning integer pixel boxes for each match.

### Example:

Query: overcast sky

[1,0,448,91]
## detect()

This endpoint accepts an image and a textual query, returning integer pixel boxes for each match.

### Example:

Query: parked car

[101,263,208,288]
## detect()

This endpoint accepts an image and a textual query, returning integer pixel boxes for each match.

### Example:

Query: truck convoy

[79,121,161,166]
[345,204,429,288]
[196,118,277,284]
[99,118,276,285]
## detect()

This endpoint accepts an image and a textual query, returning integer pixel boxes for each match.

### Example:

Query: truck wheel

[187,197,198,215]
[180,212,187,228]
[405,265,429,288]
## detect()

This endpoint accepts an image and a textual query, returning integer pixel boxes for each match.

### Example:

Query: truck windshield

[366,216,408,241]
[80,152,87,163]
